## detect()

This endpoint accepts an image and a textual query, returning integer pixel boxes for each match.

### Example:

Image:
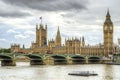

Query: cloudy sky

[0,0,120,48]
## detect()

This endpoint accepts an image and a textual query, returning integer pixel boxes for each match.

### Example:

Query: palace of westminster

[11,11,114,56]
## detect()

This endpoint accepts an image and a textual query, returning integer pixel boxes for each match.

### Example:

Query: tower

[103,10,113,56]
[55,26,61,47]
[36,24,47,47]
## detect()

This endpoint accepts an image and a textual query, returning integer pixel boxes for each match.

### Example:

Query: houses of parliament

[11,10,114,56]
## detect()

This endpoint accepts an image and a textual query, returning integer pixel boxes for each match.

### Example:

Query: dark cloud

[0,1,31,18]
[0,10,31,18]
[2,0,88,11]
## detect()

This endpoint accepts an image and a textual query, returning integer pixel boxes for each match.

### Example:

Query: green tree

[0,48,11,53]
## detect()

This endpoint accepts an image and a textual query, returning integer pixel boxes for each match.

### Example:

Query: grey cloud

[0,11,31,18]
[61,11,102,26]
[0,0,31,18]
[2,0,88,11]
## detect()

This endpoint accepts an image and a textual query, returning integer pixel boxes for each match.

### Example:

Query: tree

[0,48,11,53]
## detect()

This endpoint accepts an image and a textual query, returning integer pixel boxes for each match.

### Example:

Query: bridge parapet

[0,53,111,66]
[0,53,14,59]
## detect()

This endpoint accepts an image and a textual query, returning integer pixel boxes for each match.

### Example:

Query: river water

[0,62,120,80]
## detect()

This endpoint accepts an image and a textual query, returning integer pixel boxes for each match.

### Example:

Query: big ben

[103,10,114,56]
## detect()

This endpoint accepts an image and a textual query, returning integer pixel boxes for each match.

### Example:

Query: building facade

[11,11,114,56]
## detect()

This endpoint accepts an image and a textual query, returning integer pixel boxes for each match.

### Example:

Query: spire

[82,36,84,42]
[106,9,110,17]
[82,36,85,47]
[45,24,47,30]
[104,9,112,24]
[57,26,61,38]
[57,26,60,34]
[23,44,25,49]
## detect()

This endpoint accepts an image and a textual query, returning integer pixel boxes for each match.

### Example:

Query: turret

[36,24,39,44]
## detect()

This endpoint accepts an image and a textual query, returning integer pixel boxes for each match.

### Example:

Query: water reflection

[0,62,120,80]
[103,65,113,80]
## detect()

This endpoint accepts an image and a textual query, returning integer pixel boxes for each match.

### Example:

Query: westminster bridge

[0,53,114,66]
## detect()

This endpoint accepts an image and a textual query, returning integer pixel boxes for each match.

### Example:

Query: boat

[68,71,98,76]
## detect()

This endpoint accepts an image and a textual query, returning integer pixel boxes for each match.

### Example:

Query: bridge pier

[44,57,54,65]
[67,57,72,64]
[85,58,88,64]
[1,60,16,66]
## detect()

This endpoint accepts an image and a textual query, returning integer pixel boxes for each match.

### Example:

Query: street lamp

[113,47,117,63]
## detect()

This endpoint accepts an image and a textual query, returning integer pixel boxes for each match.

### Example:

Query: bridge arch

[88,56,101,63]
[71,55,86,64]
[26,54,44,65]
[46,54,67,65]
[0,54,15,66]
[15,54,44,65]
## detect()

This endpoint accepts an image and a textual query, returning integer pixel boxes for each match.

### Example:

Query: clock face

[104,26,107,30]
[110,26,112,30]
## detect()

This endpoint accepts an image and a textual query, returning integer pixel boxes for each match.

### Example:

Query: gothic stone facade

[11,11,114,56]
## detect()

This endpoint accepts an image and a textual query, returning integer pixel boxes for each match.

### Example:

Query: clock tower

[103,10,114,56]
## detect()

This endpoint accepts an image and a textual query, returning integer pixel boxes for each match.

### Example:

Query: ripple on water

[0,63,120,80]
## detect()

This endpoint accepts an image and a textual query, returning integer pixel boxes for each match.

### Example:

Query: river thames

[0,62,120,80]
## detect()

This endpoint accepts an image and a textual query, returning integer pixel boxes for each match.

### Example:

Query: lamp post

[113,47,117,63]
[118,38,120,52]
